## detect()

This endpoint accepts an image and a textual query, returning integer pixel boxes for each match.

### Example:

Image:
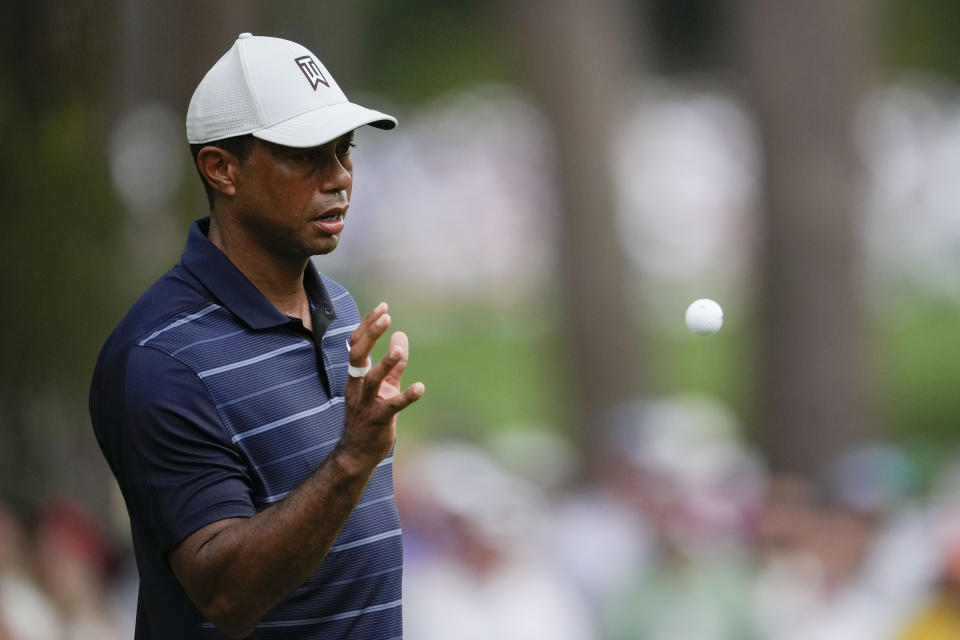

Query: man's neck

[207,215,311,323]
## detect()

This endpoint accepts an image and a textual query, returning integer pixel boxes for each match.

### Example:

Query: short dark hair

[189,134,255,210]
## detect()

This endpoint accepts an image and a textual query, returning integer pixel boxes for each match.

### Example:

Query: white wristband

[347,362,371,378]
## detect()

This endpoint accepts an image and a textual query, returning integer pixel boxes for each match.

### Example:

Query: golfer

[90,33,423,639]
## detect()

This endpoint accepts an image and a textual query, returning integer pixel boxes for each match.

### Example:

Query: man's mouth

[312,209,346,235]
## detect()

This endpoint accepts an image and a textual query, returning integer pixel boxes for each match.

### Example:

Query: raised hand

[338,303,425,471]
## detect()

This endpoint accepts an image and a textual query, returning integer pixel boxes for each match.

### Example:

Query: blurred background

[2,0,960,637]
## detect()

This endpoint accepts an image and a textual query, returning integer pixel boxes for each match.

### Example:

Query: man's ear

[196,146,240,198]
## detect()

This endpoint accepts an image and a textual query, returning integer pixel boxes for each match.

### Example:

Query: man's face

[231,132,355,260]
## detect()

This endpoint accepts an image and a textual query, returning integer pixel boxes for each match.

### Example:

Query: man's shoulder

[90,262,227,442]
[98,263,222,367]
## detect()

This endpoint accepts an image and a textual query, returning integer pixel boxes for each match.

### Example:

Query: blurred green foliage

[0,5,124,395]
[875,297,960,445]
[362,0,513,103]
[353,293,960,461]
[883,0,960,79]
[0,3,125,510]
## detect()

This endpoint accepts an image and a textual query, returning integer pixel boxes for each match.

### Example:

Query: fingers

[387,331,409,360]
[360,341,407,405]
[383,332,409,389]
[386,381,426,413]
[345,305,424,423]
[349,303,389,367]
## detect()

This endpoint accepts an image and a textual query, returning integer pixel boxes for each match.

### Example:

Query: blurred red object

[33,498,112,578]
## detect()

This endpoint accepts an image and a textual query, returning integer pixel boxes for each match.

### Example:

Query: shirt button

[238,32,253,39]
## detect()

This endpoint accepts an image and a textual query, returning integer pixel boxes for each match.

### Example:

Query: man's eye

[337,142,356,156]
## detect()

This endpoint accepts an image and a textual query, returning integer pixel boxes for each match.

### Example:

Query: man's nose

[321,157,352,193]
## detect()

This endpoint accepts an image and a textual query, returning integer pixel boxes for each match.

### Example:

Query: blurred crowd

[2,394,960,638]
[0,496,135,639]
[398,394,960,640]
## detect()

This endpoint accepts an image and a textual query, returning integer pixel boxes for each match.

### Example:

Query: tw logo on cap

[295,55,329,91]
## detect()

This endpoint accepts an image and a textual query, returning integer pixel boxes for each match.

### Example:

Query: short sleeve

[121,346,256,560]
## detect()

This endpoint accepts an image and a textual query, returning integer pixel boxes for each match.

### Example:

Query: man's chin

[310,236,340,256]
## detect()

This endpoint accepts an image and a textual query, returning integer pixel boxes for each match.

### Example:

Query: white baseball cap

[186,33,396,147]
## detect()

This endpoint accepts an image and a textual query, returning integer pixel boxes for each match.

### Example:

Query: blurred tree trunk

[0,1,128,516]
[508,0,645,471]
[736,0,872,477]
[178,2,257,110]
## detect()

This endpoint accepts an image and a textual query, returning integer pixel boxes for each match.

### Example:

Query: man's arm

[169,303,424,639]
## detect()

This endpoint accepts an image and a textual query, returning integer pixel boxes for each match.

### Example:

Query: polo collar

[180,218,334,331]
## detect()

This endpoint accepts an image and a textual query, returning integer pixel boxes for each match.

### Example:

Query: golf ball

[685,299,723,335]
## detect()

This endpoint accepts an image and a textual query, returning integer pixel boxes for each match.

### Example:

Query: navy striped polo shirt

[90,218,402,639]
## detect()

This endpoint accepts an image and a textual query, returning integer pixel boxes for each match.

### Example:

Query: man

[90,33,424,639]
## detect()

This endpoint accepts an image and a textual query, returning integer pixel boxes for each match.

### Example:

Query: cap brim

[251,101,396,148]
